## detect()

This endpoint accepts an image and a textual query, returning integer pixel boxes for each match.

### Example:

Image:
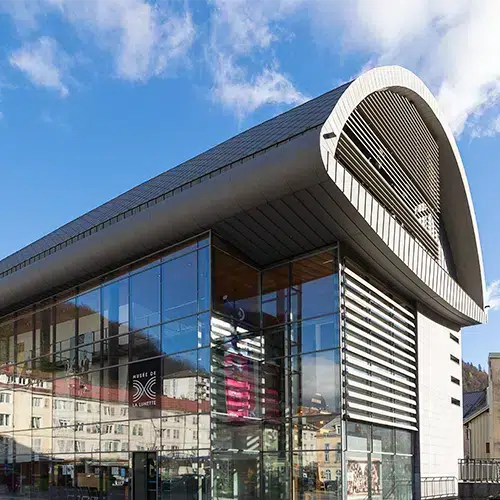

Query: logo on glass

[131,370,158,408]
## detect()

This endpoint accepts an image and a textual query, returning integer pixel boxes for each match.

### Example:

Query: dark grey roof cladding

[463,390,488,420]
[0,81,351,276]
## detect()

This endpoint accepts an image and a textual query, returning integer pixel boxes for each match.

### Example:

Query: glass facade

[0,234,414,499]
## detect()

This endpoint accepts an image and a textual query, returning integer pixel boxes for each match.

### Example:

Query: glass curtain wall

[0,234,408,500]
[211,244,342,500]
[0,235,210,500]
[346,422,413,500]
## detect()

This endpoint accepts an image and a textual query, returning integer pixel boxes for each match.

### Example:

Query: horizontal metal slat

[345,365,416,398]
[347,378,416,406]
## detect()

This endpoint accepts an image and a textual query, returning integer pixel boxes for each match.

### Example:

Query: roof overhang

[0,66,486,327]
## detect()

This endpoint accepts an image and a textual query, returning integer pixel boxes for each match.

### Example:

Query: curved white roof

[320,65,485,312]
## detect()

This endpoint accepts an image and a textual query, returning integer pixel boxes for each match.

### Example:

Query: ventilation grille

[336,89,440,259]
[342,263,418,431]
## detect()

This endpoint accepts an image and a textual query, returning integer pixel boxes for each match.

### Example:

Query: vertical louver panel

[342,262,418,431]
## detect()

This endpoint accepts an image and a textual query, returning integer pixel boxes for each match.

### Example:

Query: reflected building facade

[0,66,487,499]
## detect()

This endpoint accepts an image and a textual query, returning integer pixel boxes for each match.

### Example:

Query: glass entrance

[133,452,157,500]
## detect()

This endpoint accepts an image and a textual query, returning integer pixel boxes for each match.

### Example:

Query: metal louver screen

[336,89,440,259]
[342,263,418,431]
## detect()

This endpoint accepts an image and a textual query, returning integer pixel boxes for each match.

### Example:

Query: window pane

[292,350,340,416]
[162,316,198,355]
[212,452,259,500]
[396,429,413,455]
[291,251,338,320]
[212,249,260,327]
[294,315,340,354]
[77,289,101,344]
[34,308,53,359]
[262,265,289,327]
[373,425,395,454]
[102,279,129,336]
[130,326,161,361]
[0,322,15,366]
[102,365,128,422]
[347,422,371,452]
[394,455,413,499]
[16,315,33,366]
[55,300,77,355]
[198,246,210,313]
[212,414,261,451]
[130,266,160,330]
[162,252,197,322]
[162,351,199,416]
[293,451,341,499]
[346,451,370,500]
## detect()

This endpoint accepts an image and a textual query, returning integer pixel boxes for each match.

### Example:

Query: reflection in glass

[293,451,341,499]
[77,289,101,345]
[213,452,259,500]
[159,454,210,500]
[162,315,209,355]
[130,326,161,361]
[0,321,15,366]
[55,300,77,356]
[295,314,340,354]
[35,307,53,360]
[291,251,338,321]
[16,315,33,367]
[212,249,260,327]
[263,453,289,500]
[262,265,289,327]
[292,350,341,416]
[130,266,161,330]
[163,251,197,321]
[101,365,128,422]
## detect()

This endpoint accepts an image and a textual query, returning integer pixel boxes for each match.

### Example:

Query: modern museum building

[0,66,487,500]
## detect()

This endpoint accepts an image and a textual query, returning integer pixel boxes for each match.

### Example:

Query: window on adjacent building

[450,354,460,364]
[0,393,11,404]
[451,397,461,406]
[0,414,10,426]
[487,442,490,454]
[450,333,459,344]
[31,417,42,429]
[451,376,460,385]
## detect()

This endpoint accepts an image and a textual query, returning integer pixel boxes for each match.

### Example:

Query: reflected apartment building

[0,66,487,500]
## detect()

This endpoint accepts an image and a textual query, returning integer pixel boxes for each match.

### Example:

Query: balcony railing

[459,459,500,483]
[421,476,457,499]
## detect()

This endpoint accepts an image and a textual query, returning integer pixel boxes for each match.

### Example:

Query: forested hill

[463,361,488,392]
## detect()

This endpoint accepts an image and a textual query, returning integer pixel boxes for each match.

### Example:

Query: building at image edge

[0,66,486,500]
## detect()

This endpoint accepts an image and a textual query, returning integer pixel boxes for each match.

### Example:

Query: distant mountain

[462,361,488,392]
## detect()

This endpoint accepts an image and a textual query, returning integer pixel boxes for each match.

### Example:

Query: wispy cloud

[208,0,306,117]
[9,36,69,96]
[212,56,307,119]
[486,281,500,311]
[3,0,195,83]
[313,0,500,137]
[55,0,195,82]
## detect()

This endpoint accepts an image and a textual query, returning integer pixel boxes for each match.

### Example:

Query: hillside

[462,361,488,392]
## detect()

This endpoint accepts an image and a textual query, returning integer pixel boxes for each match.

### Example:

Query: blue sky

[0,0,498,367]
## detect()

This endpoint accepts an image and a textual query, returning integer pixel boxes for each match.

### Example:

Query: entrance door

[133,452,157,500]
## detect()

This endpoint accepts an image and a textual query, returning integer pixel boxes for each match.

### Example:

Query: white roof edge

[319,65,485,311]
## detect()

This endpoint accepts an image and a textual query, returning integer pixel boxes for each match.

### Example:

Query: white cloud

[0,111,3,120]
[55,0,195,81]
[309,0,500,137]
[9,36,69,96]
[3,0,195,82]
[213,56,307,118]
[208,0,306,117]
[486,281,500,311]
